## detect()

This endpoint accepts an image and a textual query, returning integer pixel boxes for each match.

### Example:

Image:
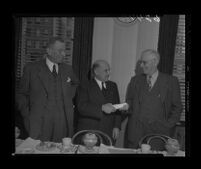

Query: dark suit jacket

[16,59,79,137]
[125,72,182,142]
[76,79,122,138]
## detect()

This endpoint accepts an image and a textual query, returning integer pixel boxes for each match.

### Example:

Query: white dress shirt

[46,57,58,74]
[147,70,159,88]
[94,77,106,90]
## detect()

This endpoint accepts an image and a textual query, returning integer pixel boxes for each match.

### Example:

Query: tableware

[165,138,180,155]
[18,148,35,154]
[35,141,57,152]
[60,141,76,154]
[82,133,98,150]
[62,138,72,147]
[141,144,151,153]
[60,146,76,154]
[72,130,112,147]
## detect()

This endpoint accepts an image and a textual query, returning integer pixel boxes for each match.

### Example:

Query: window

[15,17,74,90]
[173,15,185,122]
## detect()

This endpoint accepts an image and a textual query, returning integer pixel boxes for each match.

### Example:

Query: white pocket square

[66,77,71,83]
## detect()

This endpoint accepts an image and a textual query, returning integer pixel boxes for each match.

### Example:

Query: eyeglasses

[140,58,155,65]
[104,69,110,74]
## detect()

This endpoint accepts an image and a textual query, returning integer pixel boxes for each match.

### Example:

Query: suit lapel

[37,60,50,95]
[59,64,70,98]
[138,75,146,104]
[137,73,168,103]
[157,72,169,103]
[91,79,105,103]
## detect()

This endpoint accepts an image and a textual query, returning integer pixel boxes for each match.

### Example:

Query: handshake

[102,103,129,114]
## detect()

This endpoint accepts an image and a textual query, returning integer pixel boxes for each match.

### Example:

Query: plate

[60,145,77,154]
[35,141,57,152]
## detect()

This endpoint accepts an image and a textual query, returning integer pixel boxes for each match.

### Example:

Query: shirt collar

[94,77,106,90]
[151,70,159,81]
[46,57,58,73]
[147,70,158,83]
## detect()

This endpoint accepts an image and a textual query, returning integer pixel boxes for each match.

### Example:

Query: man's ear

[47,48,51,55]
[154,58,159,66]
[94,69,98,76]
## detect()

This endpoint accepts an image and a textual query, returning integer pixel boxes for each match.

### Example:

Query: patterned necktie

[147,75,152,91]
[101,82,107,96]
[52,64,57,77]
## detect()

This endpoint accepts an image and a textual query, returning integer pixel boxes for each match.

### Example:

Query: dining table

[14,137,185,156]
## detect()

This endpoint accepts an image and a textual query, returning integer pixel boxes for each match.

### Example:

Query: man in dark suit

[122,49,182,149]
[17,36,78,142]
[76,60,121,144]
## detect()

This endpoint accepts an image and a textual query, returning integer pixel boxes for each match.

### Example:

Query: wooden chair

[72,130,113,146]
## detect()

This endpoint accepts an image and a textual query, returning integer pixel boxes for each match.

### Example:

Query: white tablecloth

[15,137,61,154]
[15,137,185,156]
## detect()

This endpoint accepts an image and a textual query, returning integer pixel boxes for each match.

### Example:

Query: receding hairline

[47,36,65,48]
[93,60,109,68]
[92,60,110,74]
[141,49,160,60]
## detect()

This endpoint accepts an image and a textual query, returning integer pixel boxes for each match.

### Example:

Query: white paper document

[113,103,128,109]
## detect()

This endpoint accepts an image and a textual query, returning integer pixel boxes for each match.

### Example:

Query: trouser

[29,104,68,143]
[41,105,67,142]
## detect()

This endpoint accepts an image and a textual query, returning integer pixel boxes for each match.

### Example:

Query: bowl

[82,133,98,149]
[62,138,72,147]
[165,139,180,155]
[141,144,151,153]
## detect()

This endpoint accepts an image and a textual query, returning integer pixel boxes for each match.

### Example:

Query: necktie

[102,82,106,89]
[52,64,57,77]
[101,82,107,96]
[147,75,152,91]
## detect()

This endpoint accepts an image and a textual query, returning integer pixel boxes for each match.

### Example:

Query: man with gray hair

[76,60,121,144]
[122,49,182,149]
[17,36,79,142]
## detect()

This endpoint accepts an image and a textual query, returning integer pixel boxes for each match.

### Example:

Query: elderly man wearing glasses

[121,49,182,149]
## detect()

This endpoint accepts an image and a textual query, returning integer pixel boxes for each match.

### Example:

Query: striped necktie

[101,82,107,96]
[52,64,57,77]
[147,75,152,90]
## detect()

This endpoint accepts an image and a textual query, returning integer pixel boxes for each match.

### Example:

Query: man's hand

[102,103,116,114]
[112,128,120,140]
